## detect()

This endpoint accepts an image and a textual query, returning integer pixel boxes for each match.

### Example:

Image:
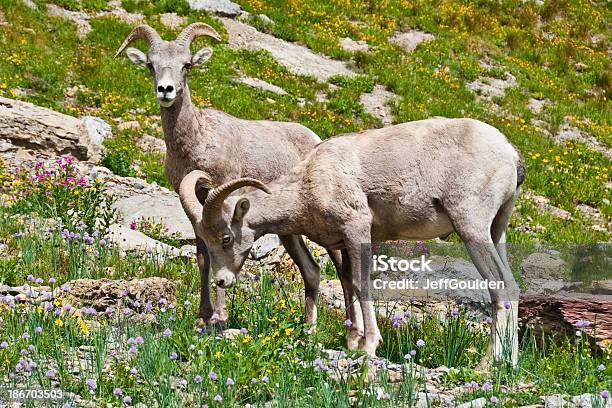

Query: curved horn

[175,22,221,47]
[115,25,162,58]
[179,170,211,226]
[203,178,270,224]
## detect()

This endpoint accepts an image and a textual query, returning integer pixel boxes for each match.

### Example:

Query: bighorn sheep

[179,118,525,366]
[116,23,342,327]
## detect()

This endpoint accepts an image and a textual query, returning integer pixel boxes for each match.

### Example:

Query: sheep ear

[232,198,250,223]
[126,47,148,68]
[192,47,213,67]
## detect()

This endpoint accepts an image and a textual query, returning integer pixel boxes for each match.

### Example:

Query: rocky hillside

[0,0,610,244]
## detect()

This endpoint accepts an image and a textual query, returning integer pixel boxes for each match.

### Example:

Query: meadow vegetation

[0,0,610,406]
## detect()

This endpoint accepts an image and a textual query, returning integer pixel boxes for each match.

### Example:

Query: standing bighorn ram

[180,118,525,367]
[115,23,343,327]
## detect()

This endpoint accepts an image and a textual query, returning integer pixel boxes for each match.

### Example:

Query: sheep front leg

[336,248,364,350]
[195,237,228,328]
[345,233,381,357]
[280,235,320,324]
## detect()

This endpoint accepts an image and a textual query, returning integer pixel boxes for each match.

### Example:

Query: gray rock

[113,193,194,240]
[137,134,166,155]
[188,0,242,16]
[65,277,176,311]
[250,234,281,259]
[257,13,274,25]
[340,37,369,53]
[117,120,141,131]
[47,4,91,39]
[221,18,355,82]
[0,96,106,162]
[571,393,604,408]
[107,223,180,257]
[521,252,567,280]
[235,75,288,96]
[528,98,550,114]
[555,121,612,160]
[359,84,399,126]
[21,0,37,9]
[467,73,517,101]
[96,8,144,25]
[159,13,187,30]
[457,398,487,408]
[80,116,112,146]
[389,29,434,53]
[592,280,612,295]
[530,194,572,220]
[541,394,575,408]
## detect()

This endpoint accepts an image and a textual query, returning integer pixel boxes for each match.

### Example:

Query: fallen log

[519,293,612,349]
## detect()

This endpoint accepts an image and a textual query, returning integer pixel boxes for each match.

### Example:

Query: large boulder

[63,277,176,311]
[221,18,355,82]
[107,223,181,256]
[0,96,110,162]
[113,193,195,241]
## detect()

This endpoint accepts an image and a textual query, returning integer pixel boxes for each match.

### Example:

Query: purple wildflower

[209,371,218,381]
[195,374,202,384]
[490,396,499,404]
[123,396,132,405]
[345,319,352,327]
[170,352,178,360]
[46,369,55,378]
[597,364,605,371]
[262,376,269,384]
[601,390,609,399]
[213,395,222,402]
[226,377,235,386]
[114,388,122,396]
[85,378,97,391]
[416,339,425,347]
[162,328,172,337]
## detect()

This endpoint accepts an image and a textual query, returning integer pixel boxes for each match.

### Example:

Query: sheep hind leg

[457,231,519,370]
[280,235,321,325]
[489,191,521,368]
[447,200,519,369]
[334,248,364,350]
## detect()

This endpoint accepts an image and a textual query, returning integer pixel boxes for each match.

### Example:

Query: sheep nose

[157,85,174,94]
[216,279,225,287]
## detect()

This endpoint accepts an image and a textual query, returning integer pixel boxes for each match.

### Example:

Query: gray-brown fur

[117,23,332,326]
[180,118,524,365]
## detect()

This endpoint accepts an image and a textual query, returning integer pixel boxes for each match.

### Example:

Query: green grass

[1,160,610,406]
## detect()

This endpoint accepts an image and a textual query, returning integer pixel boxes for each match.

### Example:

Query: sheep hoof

[194,318,226,334]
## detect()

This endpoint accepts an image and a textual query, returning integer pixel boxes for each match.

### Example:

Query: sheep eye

[183,63,192,71]
[222,235,232,245]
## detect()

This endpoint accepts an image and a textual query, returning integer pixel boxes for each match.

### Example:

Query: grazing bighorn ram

[179,118,525,366]
[115,23,344,327]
